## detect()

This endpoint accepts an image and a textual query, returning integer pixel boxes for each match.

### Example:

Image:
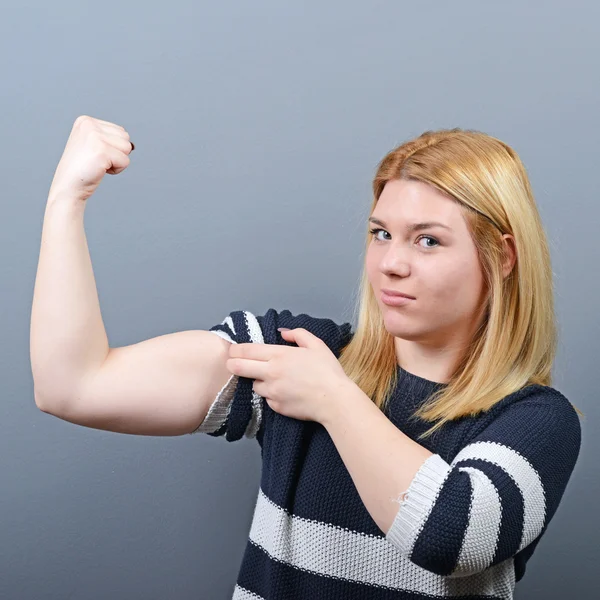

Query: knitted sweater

[191,308,582,600]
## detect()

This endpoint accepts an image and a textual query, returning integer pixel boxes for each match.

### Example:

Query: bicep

[50,330,233,436]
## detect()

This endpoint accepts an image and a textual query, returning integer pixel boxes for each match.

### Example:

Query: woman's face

[365,179,487,348]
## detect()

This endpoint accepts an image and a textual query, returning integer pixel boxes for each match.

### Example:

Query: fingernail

[277,327,291,332]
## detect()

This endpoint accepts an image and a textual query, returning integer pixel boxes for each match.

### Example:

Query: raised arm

[30,115,233,436]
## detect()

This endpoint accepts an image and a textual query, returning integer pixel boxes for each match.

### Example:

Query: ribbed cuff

[386,453,452,554]
[189,373,239,434]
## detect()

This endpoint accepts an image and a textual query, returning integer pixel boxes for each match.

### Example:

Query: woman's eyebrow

[368,217,453,232]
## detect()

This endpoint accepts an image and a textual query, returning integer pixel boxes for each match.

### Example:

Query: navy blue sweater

[192,308,582,600]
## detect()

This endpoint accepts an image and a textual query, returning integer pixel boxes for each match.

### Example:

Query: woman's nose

[380,247,411,277]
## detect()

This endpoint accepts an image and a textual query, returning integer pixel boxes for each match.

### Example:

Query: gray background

[0,1,596,598]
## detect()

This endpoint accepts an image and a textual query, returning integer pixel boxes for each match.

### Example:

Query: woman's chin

[382,315,419,339]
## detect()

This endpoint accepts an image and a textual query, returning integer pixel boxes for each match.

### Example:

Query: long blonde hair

[338,127,584,440]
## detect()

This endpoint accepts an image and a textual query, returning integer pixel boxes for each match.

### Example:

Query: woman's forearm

[30,194,110,410]
[321,382,434,534]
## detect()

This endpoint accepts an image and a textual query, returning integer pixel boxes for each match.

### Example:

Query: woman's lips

[381,288,415,298]
[381,291,415,306]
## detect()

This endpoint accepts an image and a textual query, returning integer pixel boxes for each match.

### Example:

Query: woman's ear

[501,234,517,279]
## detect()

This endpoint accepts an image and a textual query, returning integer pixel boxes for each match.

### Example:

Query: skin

[366,178,516,384]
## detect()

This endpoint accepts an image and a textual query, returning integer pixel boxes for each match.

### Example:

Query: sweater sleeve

[189,307,353,442]
[385,391,582,578]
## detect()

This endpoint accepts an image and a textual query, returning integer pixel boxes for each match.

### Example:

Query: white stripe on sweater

[232,584,265,600]
[247,487,516,598]
[452,441,546,552]
[454,466,503,577]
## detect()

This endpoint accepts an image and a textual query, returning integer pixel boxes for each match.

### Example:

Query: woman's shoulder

[483,382,583,447]
[506,383,580,417]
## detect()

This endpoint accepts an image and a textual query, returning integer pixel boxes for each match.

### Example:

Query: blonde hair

[338,127,584,440]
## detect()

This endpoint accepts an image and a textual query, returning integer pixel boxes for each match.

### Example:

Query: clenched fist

[48,115,134,203]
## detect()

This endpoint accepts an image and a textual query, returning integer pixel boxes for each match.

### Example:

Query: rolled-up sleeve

[190,308,352,443]
[385,396,582,578]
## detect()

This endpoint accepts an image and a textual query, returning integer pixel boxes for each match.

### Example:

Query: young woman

[31,118,583,599]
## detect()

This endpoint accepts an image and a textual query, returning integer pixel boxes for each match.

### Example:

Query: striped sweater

[191,308,582,600]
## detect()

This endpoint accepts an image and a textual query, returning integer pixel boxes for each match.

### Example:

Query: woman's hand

[226,328,352,424]
[49,115,134,204]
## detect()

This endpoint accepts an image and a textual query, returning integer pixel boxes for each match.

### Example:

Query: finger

[229,342,280,360]
[98,124,131,142]
[103,132,134,154]
[252,380,269,398]
[105,145,131,175]
[227,358,270,380]
[93,118,126,130]
[280,327,321,349]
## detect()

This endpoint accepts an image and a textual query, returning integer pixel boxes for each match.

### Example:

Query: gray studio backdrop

[1,1,596,598]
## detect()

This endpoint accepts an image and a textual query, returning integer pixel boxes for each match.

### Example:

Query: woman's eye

[417,235,439,248]
[369,228,439,249]
[369,228,389,242]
